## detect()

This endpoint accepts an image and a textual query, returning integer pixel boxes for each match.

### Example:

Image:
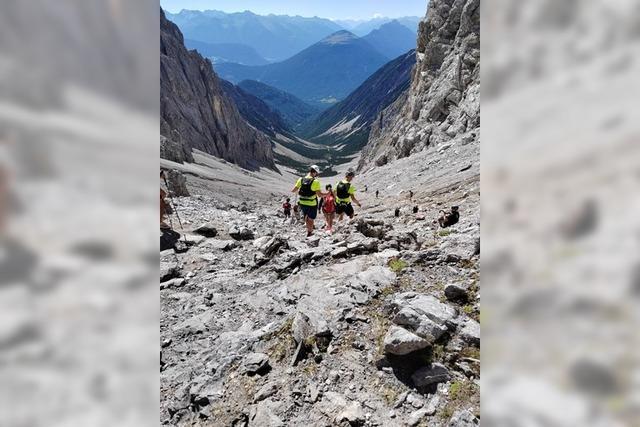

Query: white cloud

[372,13,383,19]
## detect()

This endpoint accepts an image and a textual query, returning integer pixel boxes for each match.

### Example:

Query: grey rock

[393,390,409,408]
[160,261,180,283]
[172,311,214,336]
[243,352,270,374]
[160,134,193,164]
[444,283,469,302]
[393,307,448,342]
[207,239,238,251]
[393,293,457,326]
[411,363,450,387]
[447,409,479,427]
[229,226,255,240]
[407,408,429,426]
[383,325,429,355]
[165,169,190,197]
[194,224,218,238]
[459,319,480,347]
[331,247,348,258]
[336,401,366,425]
[254,382,278,402]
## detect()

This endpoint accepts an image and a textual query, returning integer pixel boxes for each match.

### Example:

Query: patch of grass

[462,304,475,315]
[388,258,408,273]
[460,346,480,361]
[438,229,451,237]
[439,380,479,422]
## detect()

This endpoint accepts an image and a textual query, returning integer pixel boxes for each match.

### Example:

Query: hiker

[375,190,379,199]
[291,165,326,237]
[413,205,419,214]
[409,190,414,201]
[335,169,361,221]
[321,184,336,234]
[364,185,368,192]
[395,207,400,217]
[438,206,460,228]
[282,197,292,222]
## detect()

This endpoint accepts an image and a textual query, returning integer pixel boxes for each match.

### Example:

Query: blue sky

[160,0,427,20]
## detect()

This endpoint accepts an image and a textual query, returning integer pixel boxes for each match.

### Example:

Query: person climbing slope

[321,184,336,234]
[335,169,361,222]
[291,165,325,237]
[282,198,292,222]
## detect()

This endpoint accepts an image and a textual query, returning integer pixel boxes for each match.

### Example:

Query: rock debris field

[161,147,479,426]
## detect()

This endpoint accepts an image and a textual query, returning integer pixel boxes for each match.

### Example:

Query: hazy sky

[160,0,427,20]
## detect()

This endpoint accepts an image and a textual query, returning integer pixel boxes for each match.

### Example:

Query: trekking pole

[161,172,189,244]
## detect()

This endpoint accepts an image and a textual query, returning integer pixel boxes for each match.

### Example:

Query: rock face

[358,0,480,169]
[160,9,275,171]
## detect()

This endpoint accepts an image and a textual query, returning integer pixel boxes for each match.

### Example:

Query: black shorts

[336,203,354,218]
[284,210,291,217]
[299,204,317,220]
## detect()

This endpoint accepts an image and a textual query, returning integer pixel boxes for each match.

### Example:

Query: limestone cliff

[358,0,479,170]
[160,9,275,171]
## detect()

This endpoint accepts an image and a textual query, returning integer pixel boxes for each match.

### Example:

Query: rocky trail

[160,145,480,426]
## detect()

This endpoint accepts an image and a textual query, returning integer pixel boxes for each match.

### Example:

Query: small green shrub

[388,258,408,273]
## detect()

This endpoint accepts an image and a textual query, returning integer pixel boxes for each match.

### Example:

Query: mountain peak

[320,30,359,45]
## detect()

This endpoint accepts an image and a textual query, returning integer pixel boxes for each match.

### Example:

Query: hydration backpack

[323,194,336,213]
[298,177,315,198]
[336,181,351,199]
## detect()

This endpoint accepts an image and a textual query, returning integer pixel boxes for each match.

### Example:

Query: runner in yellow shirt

[335,169,362,221]
[291,165,326,237]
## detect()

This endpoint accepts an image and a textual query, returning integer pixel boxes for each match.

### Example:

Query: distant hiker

[364,185,368,192]
[335,169,361,221]
[375,190,379,199]
[321,184,336,233]
[438,206,460,228]
[282,198,292,222]
[292,165,325,237]
[395,207,400,217]
[409,190,414,201]
[413,205,419,214]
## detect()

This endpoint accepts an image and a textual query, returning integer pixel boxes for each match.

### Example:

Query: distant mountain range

[165,9,342,61]
[335,16,421,36]
[237,80,320,130]
[363,20,417,59]
[303,50,416,155]
[215,30,389,108]
[184,39,268,66]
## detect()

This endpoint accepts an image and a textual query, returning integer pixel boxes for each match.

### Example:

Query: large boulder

[194,224,218,238]
[389,293,458,342]
[165,169,189,197]
[229,225,255,240]
[383,325,429,355]
[411,363,451,387]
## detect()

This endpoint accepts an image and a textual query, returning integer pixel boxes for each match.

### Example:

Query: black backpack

[298,177,315,198]
[336,181,350,199]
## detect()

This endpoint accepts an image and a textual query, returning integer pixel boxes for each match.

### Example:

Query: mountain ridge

[215,29,389,108]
